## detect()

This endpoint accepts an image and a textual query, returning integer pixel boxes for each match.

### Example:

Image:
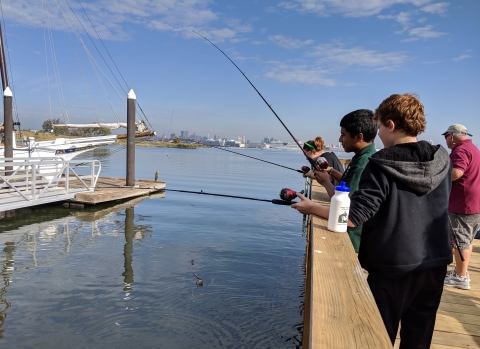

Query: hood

[369,141,450,195]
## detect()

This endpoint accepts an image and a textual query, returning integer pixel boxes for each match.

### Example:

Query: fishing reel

[313,157,329,171]
[271,188,305,205]
[301,166,311,174]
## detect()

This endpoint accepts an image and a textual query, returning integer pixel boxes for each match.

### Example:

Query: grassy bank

[115,140,205,149]
[16,131,205,149]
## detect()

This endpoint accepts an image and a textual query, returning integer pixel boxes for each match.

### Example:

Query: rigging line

[64,0,155,132]
[74,0,154,131]
[42,0,54,125]
[193,30,316,169]
[54,0,121,123]
[210,146,304,173]
[66,30,101,123]
[45,0,70,124]
[74,0,128,90]
[0,0,21,134]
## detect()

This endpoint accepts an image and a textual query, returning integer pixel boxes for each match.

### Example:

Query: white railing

[0,157,101,212]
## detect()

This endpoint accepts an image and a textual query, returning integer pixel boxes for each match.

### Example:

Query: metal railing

[0,157,101,211]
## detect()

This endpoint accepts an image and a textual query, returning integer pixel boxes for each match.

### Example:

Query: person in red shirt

[443,124,480,290]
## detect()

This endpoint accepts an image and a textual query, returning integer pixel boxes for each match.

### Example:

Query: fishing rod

[210,145,308,173]
[193,31,321,172]
[163,188,304,205]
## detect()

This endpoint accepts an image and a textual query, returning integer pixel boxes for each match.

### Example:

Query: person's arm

[291,192,329,218]
[303,170,315,179]
[292,192,357,226]
[313,170,335,197]
[452,168,464,181]
[326,167,343,182]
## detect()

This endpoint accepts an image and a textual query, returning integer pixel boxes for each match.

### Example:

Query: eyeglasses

[444,134,450,139]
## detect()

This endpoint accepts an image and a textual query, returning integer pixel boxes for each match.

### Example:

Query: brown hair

[373,93,426,137]
[303,136,325,152]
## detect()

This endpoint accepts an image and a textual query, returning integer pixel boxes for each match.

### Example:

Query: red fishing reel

[313,157,329,171]
[271,188,305,205]
[301,166,311,174]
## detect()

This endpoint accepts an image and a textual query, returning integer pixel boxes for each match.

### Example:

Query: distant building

[180,131,189,139]
[203,138,223,146]
[170,133,176,140]
[225,140,240,147]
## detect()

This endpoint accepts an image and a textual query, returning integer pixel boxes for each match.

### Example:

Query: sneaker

[444,272,471,290]
[446,267,470,282]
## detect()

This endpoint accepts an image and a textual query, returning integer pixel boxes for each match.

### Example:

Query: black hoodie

[349,141,453,278]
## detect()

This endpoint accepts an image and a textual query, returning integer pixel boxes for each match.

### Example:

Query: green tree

[173,137,180,143]
[42,118,61,133]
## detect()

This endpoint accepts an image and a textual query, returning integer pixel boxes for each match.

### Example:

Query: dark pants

[367,266,447,349]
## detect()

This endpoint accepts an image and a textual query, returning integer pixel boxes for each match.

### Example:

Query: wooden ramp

[69,177,166,205]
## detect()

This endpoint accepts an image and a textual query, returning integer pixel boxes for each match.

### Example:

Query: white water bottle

[327,181,351,232]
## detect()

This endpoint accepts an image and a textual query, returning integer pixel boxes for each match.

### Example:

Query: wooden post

[4,86,13,174]
[126,89,136,187]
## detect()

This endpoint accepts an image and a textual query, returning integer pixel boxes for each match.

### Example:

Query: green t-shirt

[341,143,377,252]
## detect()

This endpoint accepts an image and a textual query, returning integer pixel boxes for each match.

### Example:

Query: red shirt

[449,139,480,214]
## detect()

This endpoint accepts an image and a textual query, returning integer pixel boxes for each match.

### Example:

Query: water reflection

[0,242,14,339]
[123,207,134,291]
[0,193,162,340]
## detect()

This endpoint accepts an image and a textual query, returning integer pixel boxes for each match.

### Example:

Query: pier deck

[306,182,480,348]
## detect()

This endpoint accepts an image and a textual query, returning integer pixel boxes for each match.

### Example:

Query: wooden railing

[303,182,391,348]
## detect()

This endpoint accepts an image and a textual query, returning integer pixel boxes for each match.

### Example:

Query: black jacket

[349,141,452,278]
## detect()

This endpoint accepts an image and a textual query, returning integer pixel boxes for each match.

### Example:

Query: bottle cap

[335,181,350,192]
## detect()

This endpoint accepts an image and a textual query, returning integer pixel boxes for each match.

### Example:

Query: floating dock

[305,181,480,348]
[67,176,165,206]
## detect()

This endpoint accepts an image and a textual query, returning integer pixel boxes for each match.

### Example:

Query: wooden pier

[306,182,480,348]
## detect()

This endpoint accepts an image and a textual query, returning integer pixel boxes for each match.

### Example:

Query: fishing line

[210,145,304,173]
[92,186,300,205]
[193,30,317,170]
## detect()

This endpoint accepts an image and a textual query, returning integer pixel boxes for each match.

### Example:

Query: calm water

[0,146,349,349]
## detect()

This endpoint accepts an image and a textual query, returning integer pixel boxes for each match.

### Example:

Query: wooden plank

[305,183,391,348]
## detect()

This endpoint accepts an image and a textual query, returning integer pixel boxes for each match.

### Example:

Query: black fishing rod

[163,188,303,205]
[210,145,308,173]
[193,31,320,171]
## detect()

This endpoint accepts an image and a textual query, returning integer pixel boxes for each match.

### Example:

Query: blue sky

[1,0,479,146]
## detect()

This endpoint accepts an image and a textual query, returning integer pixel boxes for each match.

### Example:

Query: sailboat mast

[0,23,8,91]
[0,25,15,162]
[0,21,13,162]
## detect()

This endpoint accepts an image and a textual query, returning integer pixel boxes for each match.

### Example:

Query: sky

[0,0,479,146]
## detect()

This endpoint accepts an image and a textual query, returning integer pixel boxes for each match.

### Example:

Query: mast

[0,21,13,162]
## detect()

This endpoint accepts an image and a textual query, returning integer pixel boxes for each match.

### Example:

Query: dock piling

[126,89,136,187]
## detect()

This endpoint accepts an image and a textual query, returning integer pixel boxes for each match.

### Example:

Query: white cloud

[421,2,449,14]
[263,42,408,86]
[278,0,433,17]
[308,43,408,70]
[268,35,314,49]
[264,63,337,86]
[404,25,447,40]
[1,0,247,42]
[452,54,472,61]
[378,11,411,28]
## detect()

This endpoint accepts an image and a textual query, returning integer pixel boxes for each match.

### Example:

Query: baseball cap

[441,124,473,137]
